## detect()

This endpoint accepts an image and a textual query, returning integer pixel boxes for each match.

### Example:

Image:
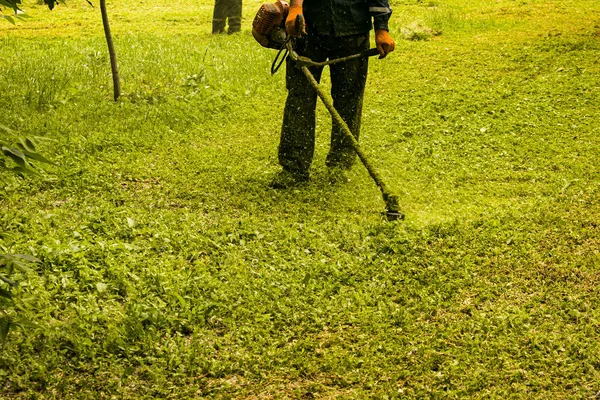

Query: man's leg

[212,0,227,34]
[326,33,369,169]
[227,0,242,34]
[278,37,326,177]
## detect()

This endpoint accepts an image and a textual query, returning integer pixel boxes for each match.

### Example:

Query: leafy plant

[0,125,51,346]
[1,0,26,24]
[1,126,54,176]
[1,1,91,24]
[1,0,65,11]
[0,254,38,347]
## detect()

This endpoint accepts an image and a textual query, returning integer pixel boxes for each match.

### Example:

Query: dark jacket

[303,0,392,37]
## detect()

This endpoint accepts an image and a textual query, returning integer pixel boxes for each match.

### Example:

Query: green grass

[1,0,600,398]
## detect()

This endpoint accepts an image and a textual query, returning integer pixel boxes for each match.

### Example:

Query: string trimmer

[252,1,404,221]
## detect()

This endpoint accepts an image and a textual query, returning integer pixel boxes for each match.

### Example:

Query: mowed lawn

[1,0,599,398]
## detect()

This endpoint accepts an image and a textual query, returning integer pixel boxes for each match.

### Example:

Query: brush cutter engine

[252,0,290,49]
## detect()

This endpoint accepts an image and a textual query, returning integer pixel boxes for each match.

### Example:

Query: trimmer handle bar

[287,46,381,68]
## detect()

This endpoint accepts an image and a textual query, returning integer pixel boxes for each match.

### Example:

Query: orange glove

[375,30,396,59]
[285,5,306,37]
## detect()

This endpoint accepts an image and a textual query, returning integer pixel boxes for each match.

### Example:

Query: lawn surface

[1,0,600,398]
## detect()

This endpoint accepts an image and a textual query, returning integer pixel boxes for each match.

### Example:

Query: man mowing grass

[270,0,396,189]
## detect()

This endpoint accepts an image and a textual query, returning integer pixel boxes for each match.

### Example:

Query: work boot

[212,19,226,34]
[269,169,309,189]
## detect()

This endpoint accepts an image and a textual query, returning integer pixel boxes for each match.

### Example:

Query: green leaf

[21,149,54,165]
[13,319,38,329]
[2,146,27,167]
[11,165,38,176]
[0,124,15,135]
[0,317,11,346]
[2,15,16,25]
[12,259,32,273]
[11,254,40,263]
[174,293,187,308]
[0,274,16,287]
[18,138,35,152]
[14,139,53,165]
[0,0,21,10]
[0,287,12,300]
[1,254,36,273]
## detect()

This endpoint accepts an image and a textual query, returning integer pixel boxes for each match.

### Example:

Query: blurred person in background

[213,0,242,34]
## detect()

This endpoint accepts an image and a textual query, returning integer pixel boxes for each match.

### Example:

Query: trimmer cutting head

[385,210,405,221]
[384,194,405,221]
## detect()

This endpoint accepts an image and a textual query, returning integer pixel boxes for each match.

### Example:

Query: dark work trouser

[279,32,369,174]
[213,0,242,34]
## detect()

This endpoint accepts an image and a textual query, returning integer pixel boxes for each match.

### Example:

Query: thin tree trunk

[100,0,120,101]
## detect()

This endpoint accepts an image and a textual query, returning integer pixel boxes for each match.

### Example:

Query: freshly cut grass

[1,0,599,398]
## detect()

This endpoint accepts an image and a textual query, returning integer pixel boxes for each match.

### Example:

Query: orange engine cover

[252,0,289,49]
